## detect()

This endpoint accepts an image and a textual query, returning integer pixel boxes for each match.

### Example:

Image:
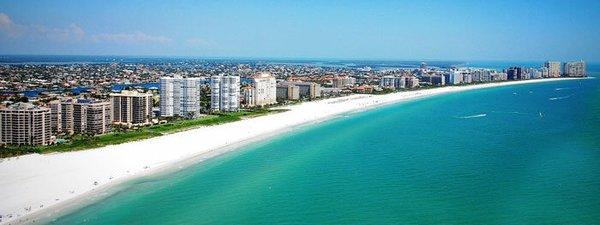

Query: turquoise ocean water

[49,76,599,225]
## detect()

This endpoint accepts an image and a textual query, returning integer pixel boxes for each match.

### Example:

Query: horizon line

[0,54,596,64]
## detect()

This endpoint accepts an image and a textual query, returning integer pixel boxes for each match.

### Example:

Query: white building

[160,76,204,118]
[211,75,240,112]
[447,71,463,85]
[251,73,277,107]
[160,77,179,117]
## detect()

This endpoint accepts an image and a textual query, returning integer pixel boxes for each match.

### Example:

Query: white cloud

[0,12,84,42]
[91,31,172,44]
[34,24,85,42]
[0,12,24,37]
[0,12,173,48]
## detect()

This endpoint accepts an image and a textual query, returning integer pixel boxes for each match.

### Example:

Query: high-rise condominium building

[380,76,406,89]
[563,60,586,77]
[50,99,112,135]
[241,86,255,107]
[446,71,464,84]
[405,76,420,88]
[276,83,300,101]
[160,76,204,118]
[544,61,561,78]
[332,76,357,88]
[110,91,152,127]
[471,69,493,83]
[0,103,52,146]
[251,73,277,107]
[210,75,240,112]
[506,67,523,80]
[293,82,321,99]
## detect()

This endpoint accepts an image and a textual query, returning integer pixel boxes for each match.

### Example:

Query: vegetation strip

[0,108,287,158]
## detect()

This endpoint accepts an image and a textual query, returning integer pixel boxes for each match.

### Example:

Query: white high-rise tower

[210,75,240,112]
[160,76,203,118]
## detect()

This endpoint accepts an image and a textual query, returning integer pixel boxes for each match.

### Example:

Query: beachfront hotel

[210,75,240,112]
[0,103,52,146]
[160,76,204,118]
[250,73,277,107]
[49,99,112,135]
[110,91,153,127]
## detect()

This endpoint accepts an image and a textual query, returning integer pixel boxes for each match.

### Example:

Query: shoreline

[0,77,587,225]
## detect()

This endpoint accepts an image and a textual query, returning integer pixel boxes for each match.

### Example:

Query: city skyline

[0,0,599,61]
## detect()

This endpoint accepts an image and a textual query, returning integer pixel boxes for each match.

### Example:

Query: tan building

[276,83,300,101]
[49,101,63,134]
[404,76,420,89]
[294,82,321,99]
[251,73,277,106]
[0,103,52,146]
[332,76,356,88]
[51,99,112,135]
[544,61,561,78]
[110,91,152,127]
[563,60,586,77]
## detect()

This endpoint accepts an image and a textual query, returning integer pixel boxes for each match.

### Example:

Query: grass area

[0,108,288,158]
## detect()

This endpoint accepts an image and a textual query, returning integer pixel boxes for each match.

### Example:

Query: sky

[0,0,599,61]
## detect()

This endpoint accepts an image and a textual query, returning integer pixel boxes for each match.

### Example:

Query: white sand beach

[0,78,582,224]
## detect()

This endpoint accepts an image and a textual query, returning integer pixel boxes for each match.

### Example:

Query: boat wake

[554,87,571,91]
[549,95,573,100]
[491,111,545,118]
[456,113,487,119]
[491,111,528,115]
